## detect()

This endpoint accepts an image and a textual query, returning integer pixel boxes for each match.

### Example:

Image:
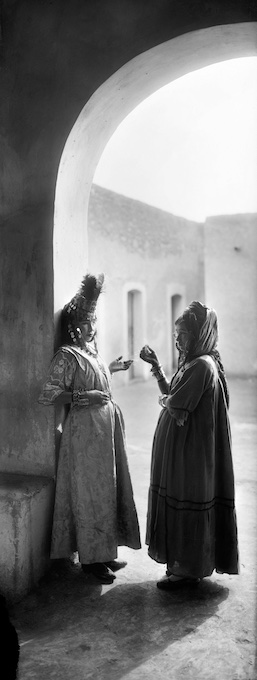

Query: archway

[165,284,186,372]
[54,23,257,312]
[127,289,145,380]
[171,294,183,370]
[122,282,147,383]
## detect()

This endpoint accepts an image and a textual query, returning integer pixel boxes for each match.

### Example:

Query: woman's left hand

[139,345,159,367]
[109,356,133,373]
[159,395,168,408]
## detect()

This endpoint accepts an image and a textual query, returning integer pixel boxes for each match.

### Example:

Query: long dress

[146,354,239,578]
[39,344,141,563]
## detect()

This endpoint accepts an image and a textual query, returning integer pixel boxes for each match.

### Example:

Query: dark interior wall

[0,0,256,475]
[1,0,256,210]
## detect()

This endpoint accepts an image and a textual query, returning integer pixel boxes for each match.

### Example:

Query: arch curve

[54,22,257,311]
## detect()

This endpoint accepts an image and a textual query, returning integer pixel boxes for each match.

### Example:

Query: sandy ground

[10,377,257,680]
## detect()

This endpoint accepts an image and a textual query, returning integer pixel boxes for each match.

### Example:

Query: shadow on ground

[12,559,229,680]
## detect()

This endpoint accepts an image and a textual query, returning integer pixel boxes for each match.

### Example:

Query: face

[79,316,97,343]
[173,323,189,352]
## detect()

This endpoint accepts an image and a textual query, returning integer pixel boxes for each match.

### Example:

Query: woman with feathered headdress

[140,301,238,589]
[39,274,141,584]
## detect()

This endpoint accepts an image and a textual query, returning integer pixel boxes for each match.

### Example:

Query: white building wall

[88,185,204,384]
[204,215,257,376]
[88,186,257,379]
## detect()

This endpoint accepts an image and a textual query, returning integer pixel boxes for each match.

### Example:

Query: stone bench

[0,473,54,602]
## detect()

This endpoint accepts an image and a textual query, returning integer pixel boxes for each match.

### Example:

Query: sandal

[105,560,127,572]
[82,563,116,584]
[157,576,200,590]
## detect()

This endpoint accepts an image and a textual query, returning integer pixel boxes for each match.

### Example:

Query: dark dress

[146,354,239,578]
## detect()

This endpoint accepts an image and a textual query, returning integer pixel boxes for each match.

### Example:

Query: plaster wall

[204,215,257,375]
[0,475,54,601]
[89,187,257,379]
[0,206,54,475]
[88,185,204,379]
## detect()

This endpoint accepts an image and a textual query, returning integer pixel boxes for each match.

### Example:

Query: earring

[76,328,82,338]
[68,324,76,343]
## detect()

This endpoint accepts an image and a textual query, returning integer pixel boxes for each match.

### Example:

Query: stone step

[0,473,54,602]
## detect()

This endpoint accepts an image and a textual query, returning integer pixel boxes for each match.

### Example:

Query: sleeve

[166,358,213,415]
[38,350,77,405]
[166,406,189,426]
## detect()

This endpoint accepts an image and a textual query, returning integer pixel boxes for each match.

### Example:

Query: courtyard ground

[10,377,257,680]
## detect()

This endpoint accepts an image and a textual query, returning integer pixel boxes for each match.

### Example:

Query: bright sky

[94,57,257,222]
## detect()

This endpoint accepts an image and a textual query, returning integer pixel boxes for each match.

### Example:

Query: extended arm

[39,350,110,407]
[139,345,169,395]
[109,356,133,374]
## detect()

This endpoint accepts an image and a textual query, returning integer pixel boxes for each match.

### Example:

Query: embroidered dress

[146,355,238,578]
[39,345,141,563]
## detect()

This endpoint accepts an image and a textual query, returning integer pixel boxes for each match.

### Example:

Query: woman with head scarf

[39,274,141,584]
[140,301,238,589]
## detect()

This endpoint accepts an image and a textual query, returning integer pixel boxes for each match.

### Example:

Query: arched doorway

[123,283,147,382]
[166,285,186,372]
[128,289,143,380]
[53,23,257,312]
[171,294,183,370]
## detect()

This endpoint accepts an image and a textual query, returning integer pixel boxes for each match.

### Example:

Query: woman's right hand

[87,390,110,406]
[139,345,159,367]
[73,389,110,406]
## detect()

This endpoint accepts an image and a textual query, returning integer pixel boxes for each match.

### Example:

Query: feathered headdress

[62,273,104,346]
[75,273,105,320]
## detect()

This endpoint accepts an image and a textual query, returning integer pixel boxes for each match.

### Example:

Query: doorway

[171,294,183,370]
[127,289,144,379]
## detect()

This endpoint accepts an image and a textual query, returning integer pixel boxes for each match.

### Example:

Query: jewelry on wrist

[72,390,79,404]
[72,390,90,406]
[150,364,166,382]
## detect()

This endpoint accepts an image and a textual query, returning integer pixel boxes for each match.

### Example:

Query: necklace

[84,343,98,358]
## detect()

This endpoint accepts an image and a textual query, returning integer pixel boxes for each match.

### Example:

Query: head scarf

[176,301,217,357]
[186,303,218,357]
[176,301,229,407]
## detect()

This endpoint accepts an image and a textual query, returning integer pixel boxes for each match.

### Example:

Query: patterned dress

[146,355,239,578]
[39,345,141,563]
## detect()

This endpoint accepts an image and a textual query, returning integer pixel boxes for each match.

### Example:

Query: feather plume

[78,273,104,302]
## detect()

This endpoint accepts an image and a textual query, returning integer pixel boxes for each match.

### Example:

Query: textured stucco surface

[0,474,54,600]
[0,205,54,475]
[89,185,204,260]
[88,184,204,374]
[204,214,257,375]
[88,186,257,377]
